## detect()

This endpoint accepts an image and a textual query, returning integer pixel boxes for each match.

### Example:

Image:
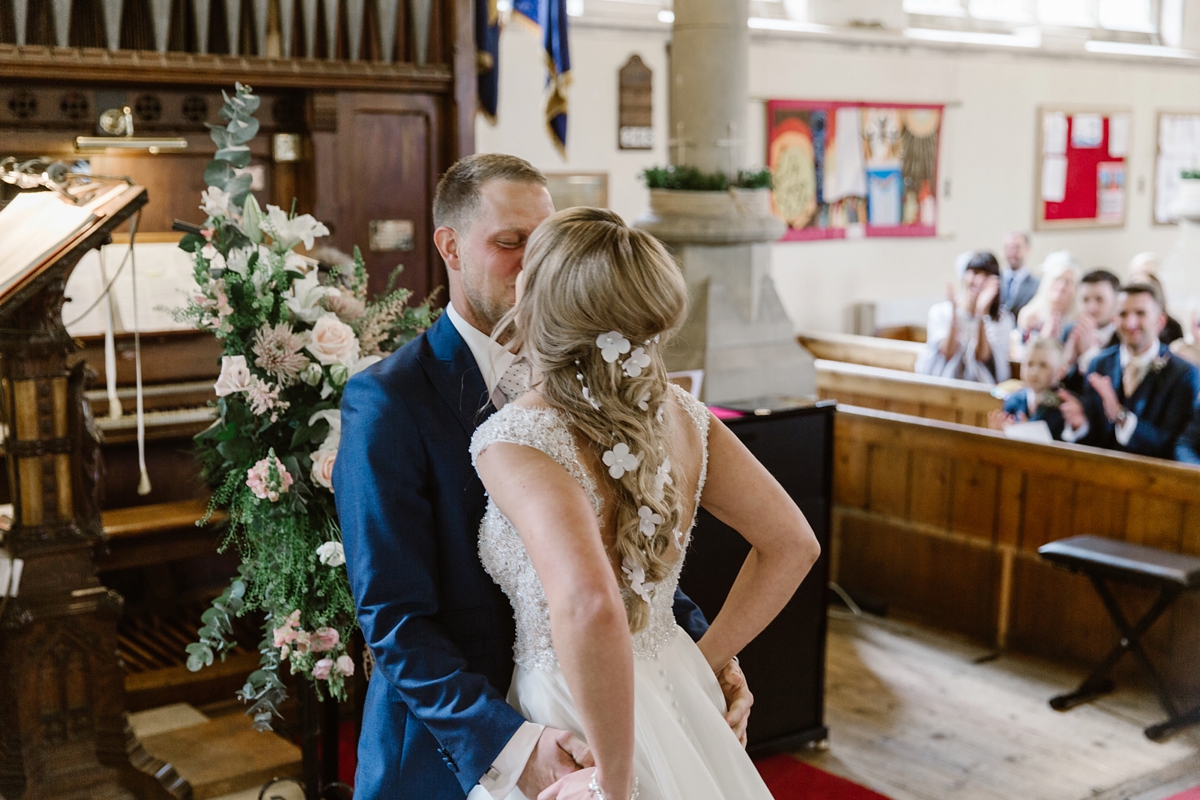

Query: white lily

[287,270,339,324]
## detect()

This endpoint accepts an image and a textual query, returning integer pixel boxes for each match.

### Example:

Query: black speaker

[678,403,834,753]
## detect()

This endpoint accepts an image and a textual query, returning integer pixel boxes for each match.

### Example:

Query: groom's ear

[433,226,460,271]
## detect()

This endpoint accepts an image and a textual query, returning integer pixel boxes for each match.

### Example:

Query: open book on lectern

[0,180,136,307]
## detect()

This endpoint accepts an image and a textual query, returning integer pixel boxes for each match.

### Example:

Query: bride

[471,207,820,800]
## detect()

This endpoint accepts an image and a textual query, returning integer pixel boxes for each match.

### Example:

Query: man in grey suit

[1001,230,1039,318]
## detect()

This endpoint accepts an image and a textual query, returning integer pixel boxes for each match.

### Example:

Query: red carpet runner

[754,754,893,800]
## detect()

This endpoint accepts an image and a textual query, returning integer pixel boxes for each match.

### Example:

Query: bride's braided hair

[495,207,689,632]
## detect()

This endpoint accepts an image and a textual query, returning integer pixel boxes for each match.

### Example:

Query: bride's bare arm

[476,442,636,800]
[695,415,821,672]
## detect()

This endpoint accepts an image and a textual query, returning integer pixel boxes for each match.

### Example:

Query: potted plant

[636,166,785,244]
[1174,169,1200,222]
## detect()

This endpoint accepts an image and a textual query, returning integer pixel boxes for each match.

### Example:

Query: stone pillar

[640,0,815,405]
[670,0,748,173]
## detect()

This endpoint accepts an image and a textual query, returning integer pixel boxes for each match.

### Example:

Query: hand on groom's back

[518,726,594,797]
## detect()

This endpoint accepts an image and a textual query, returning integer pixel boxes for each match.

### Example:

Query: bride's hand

[717,659,754,748]
[538,767,632,800]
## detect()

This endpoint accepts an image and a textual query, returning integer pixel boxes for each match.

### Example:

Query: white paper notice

[1072,113,1104,149]
[63,242,199,336]
[1043,112,1068,156]
[1042,155,1068,203]
[1004,420,1054,443]
[1108,114,1130,157]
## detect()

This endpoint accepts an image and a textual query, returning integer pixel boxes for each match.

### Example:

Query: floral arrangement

[176,83,437,729]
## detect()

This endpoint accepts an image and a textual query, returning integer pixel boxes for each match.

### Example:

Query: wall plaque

[618,54,653,150]
[369,219,415,251]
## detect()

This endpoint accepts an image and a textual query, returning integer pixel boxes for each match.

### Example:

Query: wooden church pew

[830,406,1200,697]
[815,359,1002,428]
[798,330,924,372]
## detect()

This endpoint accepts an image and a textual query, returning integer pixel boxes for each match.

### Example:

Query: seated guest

[1127,254,1185,345]
[1059,283,1200,459]
[1061,269,1121,393]
[1001,230,1038,318]
[1017,251,1079,344]
[1177,402,1200,465]
[917,251,1013,385]
[988,336,1067,440]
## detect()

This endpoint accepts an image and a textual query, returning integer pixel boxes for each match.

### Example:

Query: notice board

[1036,107,1130,230]
[767,100,943,242]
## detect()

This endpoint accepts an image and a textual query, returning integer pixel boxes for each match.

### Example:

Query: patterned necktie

[1123,359,1146,399]
[490,359,531,410]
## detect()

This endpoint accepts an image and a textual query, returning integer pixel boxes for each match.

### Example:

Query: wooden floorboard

[795,612,1200,800]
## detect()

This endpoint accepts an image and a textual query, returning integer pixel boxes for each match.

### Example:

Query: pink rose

[311,627,339,653]
[312,658,334,680]
[214,355,252,397]
[305,315,360,366]
[273,624,297,648]
[311,447,337,491]
[335,655,355,677]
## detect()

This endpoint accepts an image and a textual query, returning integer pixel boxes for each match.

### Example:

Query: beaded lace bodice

[470,384,711,672]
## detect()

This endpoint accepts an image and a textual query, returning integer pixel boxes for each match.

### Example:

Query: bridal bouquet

[175,84,437,729]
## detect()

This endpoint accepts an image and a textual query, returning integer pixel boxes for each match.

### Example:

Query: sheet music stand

[0,181,182,800]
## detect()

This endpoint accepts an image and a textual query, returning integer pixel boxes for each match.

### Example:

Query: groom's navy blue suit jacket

[333,313,711,799]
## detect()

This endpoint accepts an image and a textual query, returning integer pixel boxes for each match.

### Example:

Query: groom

[334,153,753,800]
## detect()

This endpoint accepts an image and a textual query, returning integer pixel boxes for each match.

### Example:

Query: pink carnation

[246,454,293,502]
[311,627,340,653]
[312,658,334,680]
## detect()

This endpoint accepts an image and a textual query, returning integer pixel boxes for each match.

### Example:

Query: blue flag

[513,0,571,155]
[477,0,500,121]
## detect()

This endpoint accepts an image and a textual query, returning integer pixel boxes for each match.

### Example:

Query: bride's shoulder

[470,395,570,464]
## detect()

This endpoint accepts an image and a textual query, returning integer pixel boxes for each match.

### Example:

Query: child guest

[989,336,1067,440]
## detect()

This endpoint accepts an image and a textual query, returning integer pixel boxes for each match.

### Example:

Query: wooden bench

[815,359,1002,428]
[98,498,227,572]
[798,330,923,372]
[1040,535,1200,741]
[831,406,1200,697]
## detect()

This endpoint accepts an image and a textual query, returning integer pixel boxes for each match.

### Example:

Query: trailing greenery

[176,83,437,730]
[641,165,773,191]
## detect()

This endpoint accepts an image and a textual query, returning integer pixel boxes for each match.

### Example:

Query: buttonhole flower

[596,331,631,363]
[623,347,651,378]
[638,505,663,537]
[602,443,639,479]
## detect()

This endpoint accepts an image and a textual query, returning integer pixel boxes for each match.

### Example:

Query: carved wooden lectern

[0,181,177,800]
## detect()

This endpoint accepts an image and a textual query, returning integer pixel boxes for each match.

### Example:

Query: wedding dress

[470,385,774,800]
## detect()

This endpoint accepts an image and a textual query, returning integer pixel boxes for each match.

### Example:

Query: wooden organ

[0,0,471,791]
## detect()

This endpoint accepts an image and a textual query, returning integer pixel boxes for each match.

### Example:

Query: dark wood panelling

[25,0,56,45]
[68,0,108,48]
[0,0,15,45]
[119,0,156,49]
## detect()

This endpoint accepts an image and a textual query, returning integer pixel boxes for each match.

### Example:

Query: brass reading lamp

[74,106,188,153]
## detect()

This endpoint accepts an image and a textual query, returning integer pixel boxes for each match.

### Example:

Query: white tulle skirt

[502,626,774,800]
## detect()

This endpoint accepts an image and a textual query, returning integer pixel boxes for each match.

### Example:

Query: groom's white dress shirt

[448,302,545,799]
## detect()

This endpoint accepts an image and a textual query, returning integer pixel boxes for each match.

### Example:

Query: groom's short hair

[433,154,547,231]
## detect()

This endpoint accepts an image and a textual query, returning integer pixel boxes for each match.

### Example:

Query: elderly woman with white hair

[1017,250,1081,344]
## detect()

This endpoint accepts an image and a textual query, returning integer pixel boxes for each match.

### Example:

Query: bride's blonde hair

[495,207,689,632]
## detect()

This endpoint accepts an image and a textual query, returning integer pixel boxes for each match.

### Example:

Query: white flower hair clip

[654,458,673,495]
[597,331,631,363]
[638,505,663,537]
[575,360,601,410]
[637,391,650,412]
[602,443,639,479]
[621,556,657,602]
[623,347,651,378]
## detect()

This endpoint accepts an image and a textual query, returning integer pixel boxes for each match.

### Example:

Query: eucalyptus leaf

[186,655,205,672]
[204,160,235,189]
[227,173,253,208]
[226,116,261,145]
[207,124,232,150]
[215,146,252,169]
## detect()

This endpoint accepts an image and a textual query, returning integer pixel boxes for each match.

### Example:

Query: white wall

[477,20,1200,332]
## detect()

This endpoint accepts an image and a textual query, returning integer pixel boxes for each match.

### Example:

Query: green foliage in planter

[1182,170,1200,180]
[642,165,772,191]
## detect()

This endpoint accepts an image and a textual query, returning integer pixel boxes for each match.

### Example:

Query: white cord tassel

[128,220,151,496]
[99,247,123,420]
